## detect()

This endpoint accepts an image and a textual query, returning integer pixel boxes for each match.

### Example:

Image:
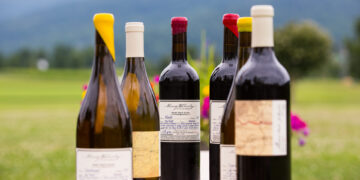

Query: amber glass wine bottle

[219,17,252,180]
[120,22,160,180]
[159,17,200,180]
[76,13,133,179]
[235,5,291,180]
[209,13,239,180]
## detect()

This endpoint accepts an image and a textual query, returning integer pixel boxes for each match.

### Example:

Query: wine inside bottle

[76,13,133,180]
[120,22,160,180]
[209,13,239,180]
[235,5,291,180]
[220,17,252,180]
[159,17,200,180]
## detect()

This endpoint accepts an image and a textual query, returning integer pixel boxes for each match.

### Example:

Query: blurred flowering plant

[291,113,309,146]
[151,75,160,102]
[81,84,88,103]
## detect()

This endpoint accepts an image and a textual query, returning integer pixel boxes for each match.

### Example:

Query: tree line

[0,19,359,80]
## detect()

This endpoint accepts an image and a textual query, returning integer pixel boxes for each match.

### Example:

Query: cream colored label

[132,131,160,178]
[210,100,226,144]
[76,148,132,180]
[220,144,236,180]
[235,100,287,156]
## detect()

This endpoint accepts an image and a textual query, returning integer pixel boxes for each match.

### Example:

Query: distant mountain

[0,0,359,61]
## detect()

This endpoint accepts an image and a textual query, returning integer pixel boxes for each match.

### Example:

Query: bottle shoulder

[159,62,199,83]
[120,72,159,113]
[210,61,237,83]
[78,84,130,123]
[236,56,290,86]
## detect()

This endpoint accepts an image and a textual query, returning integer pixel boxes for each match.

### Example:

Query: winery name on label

[165,103,196,111]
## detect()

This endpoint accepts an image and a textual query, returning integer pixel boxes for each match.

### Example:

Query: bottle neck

[250,47,276,63]
[252,16,274,48]
[123,57,147,77]
[238,32,251,69]
[223,27,238,62]
[172,32,187,62]
[93,31,117,79]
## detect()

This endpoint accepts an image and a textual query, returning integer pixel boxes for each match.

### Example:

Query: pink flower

[201,96,210,119]
[291,112,310,146]
[299,138,306,146]
[303,127,310,136]
[153,75,160,83]
[291,113,307,131]
[82,84,88,91]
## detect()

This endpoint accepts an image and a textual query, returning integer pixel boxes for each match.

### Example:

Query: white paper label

[272,101,287,155]
[159,100,200,142]
[220,144,236,180]
[76,148,132,180]
[210,100,226,144]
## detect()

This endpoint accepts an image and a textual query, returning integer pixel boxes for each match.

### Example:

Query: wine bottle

[159,17,200,180]
[120,22,160,180]
[220,17,252,180]
[209,13,239,180]
[76,13,133,180]
[235,5,291,180]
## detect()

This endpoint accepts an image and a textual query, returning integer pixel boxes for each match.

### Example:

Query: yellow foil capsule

[237,17,252,32]
[93,13,116,61]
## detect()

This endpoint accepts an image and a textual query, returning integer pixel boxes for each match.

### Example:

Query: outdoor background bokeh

[0,0,360,179]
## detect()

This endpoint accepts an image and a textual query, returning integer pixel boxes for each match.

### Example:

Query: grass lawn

[0,69,359,179]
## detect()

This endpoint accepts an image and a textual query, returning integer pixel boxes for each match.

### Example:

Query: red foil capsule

[171,17,188,35]
[223,13,240,38]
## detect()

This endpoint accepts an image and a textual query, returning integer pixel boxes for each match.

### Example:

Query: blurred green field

[0,69,359,179]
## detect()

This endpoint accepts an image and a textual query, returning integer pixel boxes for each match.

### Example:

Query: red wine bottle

[235,5,291,180]
[220,17,252,180]
[209,13,239,180]
[76,13,133,179]
[120,22,160,180]
[159,17,200,180]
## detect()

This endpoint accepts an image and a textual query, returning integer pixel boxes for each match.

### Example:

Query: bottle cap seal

[237,17,252,32]
[93,13,115,61]
[171,17,188,34]
[251,5,274,17]
[223,13,240,37]
[125,22,144,32]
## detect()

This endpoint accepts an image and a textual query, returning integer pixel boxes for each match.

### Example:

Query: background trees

[345,18,360,80]
[2,19,360,81]
[275,21,333,79]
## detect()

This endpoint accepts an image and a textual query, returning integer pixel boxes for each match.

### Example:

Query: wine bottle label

[132,131,160,178]
[159,100,201,142]
[220,144,236,180]
[235,100,287,156]
[210,100,226,144]
[76,148,132,180]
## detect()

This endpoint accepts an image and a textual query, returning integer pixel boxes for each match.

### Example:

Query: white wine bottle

[76,13,132,180]
[120,22,161,180]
